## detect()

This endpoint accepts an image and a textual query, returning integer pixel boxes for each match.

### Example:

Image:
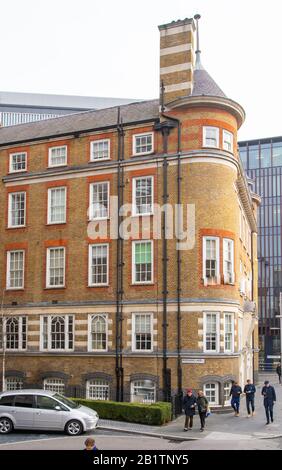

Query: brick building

[0,16,259,407]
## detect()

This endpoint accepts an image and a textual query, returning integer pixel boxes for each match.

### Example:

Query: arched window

[223,381,232,405]
[5,377,23,391]
[89,315,107,350]
[42,315,73,351]
[86,379,109,400]
[131,380,156,403]
[203,383,219,405]
[44,378,65,394]
[51,316,65,350]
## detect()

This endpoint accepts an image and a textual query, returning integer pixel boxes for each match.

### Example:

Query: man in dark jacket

[243,379,256,417]
[196,390,209,432]
[276,364,281,384]
[183,388,197,431]
[229,381,242,416]
[261,380,276,424]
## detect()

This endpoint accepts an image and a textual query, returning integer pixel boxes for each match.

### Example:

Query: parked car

[0,389,99,435]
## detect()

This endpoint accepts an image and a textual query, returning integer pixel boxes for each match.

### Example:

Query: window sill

[131,282,154,286]
[88,158,111,163]
[131,151,154,157]
[44,286,66,290]
[6,226,26,230]
[5,288,25,292]
[47,164,68,169]
[131,213,154,218]
[8,170,28,175]
[87,284,109,288]
[46,222,67,226]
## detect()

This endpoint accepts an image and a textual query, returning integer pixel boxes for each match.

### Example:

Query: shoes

[266,422,270,425]
[188,427,192,430]
[247,415,251,418]
[183,428,188,431]
[271,419,274,423]
[236,412,240,417]
[252,412,255,416]
[200,428,204,432]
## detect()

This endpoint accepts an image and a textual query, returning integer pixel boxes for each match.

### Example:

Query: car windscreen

[53,394,79,409]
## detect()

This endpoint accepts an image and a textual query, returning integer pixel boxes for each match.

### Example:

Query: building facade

[239,137,282,365]
[0,17,259,406]
[0,91,136,127]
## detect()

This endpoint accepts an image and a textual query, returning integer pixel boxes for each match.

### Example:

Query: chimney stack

[159,17,195,106]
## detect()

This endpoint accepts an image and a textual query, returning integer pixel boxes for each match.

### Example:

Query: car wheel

[65,420,83,436]
[0,417,13,434]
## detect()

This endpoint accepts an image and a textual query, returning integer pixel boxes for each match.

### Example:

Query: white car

[0,389,99,435]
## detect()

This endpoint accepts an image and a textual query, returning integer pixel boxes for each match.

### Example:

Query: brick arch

[5,370,26,379]
[129,373,158,384]
[82,372,113,383]
[40,371,70,381]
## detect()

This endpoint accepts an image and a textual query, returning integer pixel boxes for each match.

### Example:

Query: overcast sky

[1,0,281,140]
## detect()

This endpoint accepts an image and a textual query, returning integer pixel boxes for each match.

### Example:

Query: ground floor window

[5,377,23,391]
[131,380,156,403]
[43,378,65,394]
[86,379,109,400]
[224,381,232,405]
[203,382,219,405]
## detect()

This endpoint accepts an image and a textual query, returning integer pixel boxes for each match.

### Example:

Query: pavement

[98,374,282,442]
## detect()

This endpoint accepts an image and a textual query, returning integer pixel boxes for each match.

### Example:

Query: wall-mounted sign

[182,358,205,364]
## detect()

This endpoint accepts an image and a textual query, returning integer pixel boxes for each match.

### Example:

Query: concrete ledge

[98,425,199,441]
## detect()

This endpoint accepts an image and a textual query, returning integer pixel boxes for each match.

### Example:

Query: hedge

[72,399,172,425]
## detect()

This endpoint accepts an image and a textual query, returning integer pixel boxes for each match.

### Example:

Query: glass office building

[239,137,282,365]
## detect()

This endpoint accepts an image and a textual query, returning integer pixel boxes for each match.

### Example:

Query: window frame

[89,181,110,220]
[5,377,24,391]
[47,186,67,225]
[130,380,156,403]
[40,314,74,351]
[203,382,219,405]
[132,312,154,352]
[132,176,154,216]
[46,247,66,289]
[86,379,110,400]
[132,240,154,285]
[224,313,234,353]
[48,145,68,168]
[6,250,25,290]
[203,126,219,148]
[202,236,220,285]
[88,243,109,287]
[203,312,220,353]
[90,139,111,162]
[88,314,108,352]
[133,132,154,156]
[0,316,27,351]
[43,377,65,394]
[9,152,27,173]
[223,238,235,284]
[223,130,234,153]
[8,191,26,228]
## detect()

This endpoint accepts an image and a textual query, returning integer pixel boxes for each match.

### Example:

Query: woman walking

[197,390,209,432]
[183,388,197,431]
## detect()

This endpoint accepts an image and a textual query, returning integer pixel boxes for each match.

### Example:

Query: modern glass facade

[239,137,282,365]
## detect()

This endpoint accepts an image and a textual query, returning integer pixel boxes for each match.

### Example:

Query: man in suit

[261,380,276,424]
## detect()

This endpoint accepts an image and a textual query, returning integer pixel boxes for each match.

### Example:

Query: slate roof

[0,99,160,146]
[191,67,226,98]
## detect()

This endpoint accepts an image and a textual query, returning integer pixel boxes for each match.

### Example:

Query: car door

[33,395,65,430]
[13,394,35,429]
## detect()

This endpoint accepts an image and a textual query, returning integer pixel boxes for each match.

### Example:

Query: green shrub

[72,399,171,425]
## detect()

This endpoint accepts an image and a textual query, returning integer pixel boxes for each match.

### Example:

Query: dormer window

[203,126,219,148]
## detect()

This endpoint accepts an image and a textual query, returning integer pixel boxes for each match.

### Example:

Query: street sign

[182,359,205,364]
[267,355,281,359]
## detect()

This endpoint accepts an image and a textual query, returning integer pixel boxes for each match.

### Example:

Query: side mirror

[54,405,62,411]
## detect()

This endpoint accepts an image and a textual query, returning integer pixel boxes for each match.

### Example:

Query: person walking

[183,388,197,431]
[229,381,242,416]
[261,380,276,425]
[196,390,209,432]
[276,363,281,384]
[243,379,256,417]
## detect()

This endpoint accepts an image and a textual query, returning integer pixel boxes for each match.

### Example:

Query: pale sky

[1,0,281,141]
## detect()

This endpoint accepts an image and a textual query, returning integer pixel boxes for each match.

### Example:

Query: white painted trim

[160,62,192,75]
[159,24,193,36]
[223,129,234,153]
[164,82,192,93]
[203,126,220,148]
[132,132,154,156]
[131,312,154,353]
[132,240,154,285]
[203,312,220,353]
[0,316,27,351]
[6,250,25,290]
[90,138,111,161]
[160,43,192,56]
[223,312,235,353]
[87,313,108,352]
[9,151,27,173]
[46,247,66,288]
[202,236,220,285]
[40,314,74,352]
[132,175,154,216]
[8,191,26,228]
[88,243,109,286]
[89,180,110,220]
[203,382,219,406]
[47,186,67,224]
[48,145,68,168]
